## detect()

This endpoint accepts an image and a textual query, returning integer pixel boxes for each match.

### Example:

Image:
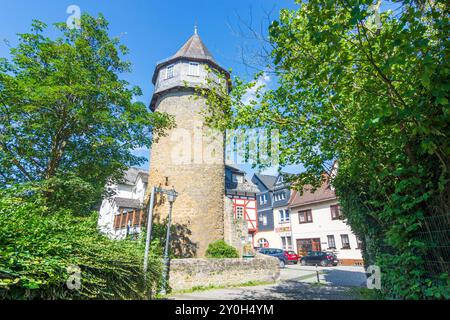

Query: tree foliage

[0,184,162,299]
[0,14,173,210]
[0,13,173,300]
[198,0,449,299]
[205,240,240,259]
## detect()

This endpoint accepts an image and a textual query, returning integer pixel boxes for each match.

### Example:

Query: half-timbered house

[225,165,259,246]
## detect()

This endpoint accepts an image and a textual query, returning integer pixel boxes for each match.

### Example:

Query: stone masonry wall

[169,254,280,292]
[148,91,225,258]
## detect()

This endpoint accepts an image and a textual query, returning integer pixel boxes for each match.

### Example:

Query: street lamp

[161,188,178,295]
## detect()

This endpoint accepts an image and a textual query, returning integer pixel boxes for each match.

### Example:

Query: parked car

[284,250,300,264]
[257,248,288,268]
[299,251,338,266]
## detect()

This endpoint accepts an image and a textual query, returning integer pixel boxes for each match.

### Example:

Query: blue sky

[0,0,301,177]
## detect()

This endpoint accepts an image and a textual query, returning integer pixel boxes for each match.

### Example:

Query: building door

[296,238,321,256]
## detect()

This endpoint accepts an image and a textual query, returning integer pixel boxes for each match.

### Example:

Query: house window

[274,192,284,201]
[259,194,267,204]
[298,209,313,224]
[258,238,269,248]
[232,173,243,183]
[279,209,290,223]
[166,64,174,79]
[259,194,267,205]
[327,235,336,249]
[341,234,351,249]
[281,236,292,250]
[188,62,200,76]
[330,205,342,220]
[236,206,244,220]
[258,214,268,226]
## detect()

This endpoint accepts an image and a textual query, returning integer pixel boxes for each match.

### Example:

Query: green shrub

[0,184,162,300]
[205,240,239,259]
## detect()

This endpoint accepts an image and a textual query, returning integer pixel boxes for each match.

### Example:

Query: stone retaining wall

[169,253,280,292]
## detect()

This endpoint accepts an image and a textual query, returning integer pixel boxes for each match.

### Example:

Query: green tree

[198,0,449,299]
[0,14,173,210]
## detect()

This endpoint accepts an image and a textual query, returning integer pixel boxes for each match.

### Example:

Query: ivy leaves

[199,0,450,299]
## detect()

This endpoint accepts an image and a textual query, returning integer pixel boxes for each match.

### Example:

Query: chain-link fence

[417,213,450,277]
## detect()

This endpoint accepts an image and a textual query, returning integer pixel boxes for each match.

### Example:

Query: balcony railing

[113,208,146,230]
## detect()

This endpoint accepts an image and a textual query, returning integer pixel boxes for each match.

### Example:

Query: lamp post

[161,188,177,295]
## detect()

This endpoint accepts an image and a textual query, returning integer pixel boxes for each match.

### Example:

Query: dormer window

[188,62,200,76]
[232,173,243,183]
[166,64,174,79]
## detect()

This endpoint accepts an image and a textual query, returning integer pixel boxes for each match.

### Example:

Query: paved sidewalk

[283,265,367,287]
[171,265,366,300]
[171,281,358,300]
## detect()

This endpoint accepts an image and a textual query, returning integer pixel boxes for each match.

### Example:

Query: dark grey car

[300,251,339,266]
[257,247,288,268]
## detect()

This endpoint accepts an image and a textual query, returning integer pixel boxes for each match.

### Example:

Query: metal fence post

[143,186,156,298]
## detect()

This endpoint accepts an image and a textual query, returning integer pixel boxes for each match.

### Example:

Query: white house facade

[288,181,364,266]
[98,168,149,239]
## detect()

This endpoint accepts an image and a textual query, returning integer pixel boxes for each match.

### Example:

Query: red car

[284,250,300,264]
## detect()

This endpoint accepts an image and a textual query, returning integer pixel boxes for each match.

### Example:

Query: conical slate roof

[171,33,216,62]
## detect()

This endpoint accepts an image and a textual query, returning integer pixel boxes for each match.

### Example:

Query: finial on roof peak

[194,22,198,35]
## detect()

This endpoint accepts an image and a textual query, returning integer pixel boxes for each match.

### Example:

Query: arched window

[258,238,269,248]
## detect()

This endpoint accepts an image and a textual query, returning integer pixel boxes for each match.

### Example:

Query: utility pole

[142,186,177,297]
[143,187,156,274]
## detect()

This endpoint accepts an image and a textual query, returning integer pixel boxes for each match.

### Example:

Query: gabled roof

[253,173,277,191]
[225,164,246,175]
[225,165,259,194]
[122,167,149,185]
[114,197,141,209]
[288,181,337,208]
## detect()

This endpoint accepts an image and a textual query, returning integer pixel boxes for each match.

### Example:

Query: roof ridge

[257,173,277,178]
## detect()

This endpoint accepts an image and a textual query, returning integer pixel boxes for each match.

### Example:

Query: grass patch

[166,280,276,296]
[309,282,328,288]
[348,287,381,300]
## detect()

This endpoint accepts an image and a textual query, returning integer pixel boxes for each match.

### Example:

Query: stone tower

[148,28,230,257]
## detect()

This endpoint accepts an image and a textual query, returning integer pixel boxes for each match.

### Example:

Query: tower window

[188,62,200,76]
[166,64,174,79]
